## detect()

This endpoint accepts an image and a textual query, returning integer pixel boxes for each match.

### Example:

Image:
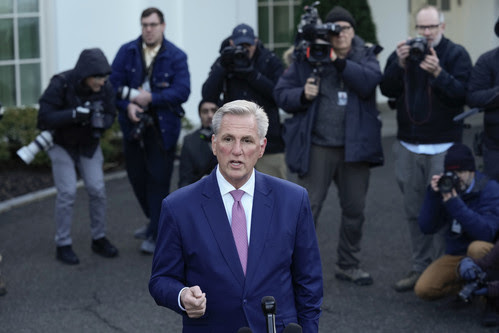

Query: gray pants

[393,141,446,272]
[48,144,106,246]
[298,145,370,268]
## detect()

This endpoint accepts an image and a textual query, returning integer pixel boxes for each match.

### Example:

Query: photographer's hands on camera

[396,40,442,78]
[459,257,488,296]
[126,88,152,123]
[430,174,458,201]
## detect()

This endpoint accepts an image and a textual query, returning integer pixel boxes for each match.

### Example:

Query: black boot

[91,237,118,258]
[56,245,80,265]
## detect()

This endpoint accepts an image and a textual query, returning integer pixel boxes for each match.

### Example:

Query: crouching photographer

[458,241,499,326]
[37,48,118,265]
[414,143,499,306]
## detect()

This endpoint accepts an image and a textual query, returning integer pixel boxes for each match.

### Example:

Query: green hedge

[0,106,194,169]
[0,106,122,167]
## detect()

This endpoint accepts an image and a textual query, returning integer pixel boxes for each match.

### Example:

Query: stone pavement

[0,109,493,332]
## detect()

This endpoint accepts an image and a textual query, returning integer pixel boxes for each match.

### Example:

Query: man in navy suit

[149,100,323,332]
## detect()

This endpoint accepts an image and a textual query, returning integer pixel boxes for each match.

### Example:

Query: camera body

[437,171,460,194]
[130,112,154,141]
[458,269,487,303]
[221,45,251,70]
[16,130,54,164]
[87,101,105,138]
[406,36,429,63]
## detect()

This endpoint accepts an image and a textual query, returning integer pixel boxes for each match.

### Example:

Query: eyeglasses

[415,24,441,31]
[338,25,352,32]
[141,22,161,29]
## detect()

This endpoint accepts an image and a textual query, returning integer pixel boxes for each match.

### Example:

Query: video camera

[220,45,251,70]
[406,36,429,63]
[437,171,460,194]
[295,1,339,67]
[117,85,155,141]
[458,267,487,303]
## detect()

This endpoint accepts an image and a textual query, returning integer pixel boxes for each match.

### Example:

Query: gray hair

[212,100,269,141]
[417,5,445,23]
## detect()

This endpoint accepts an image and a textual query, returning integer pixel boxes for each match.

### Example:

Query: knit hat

[495,17,499,38]
[325,6,356,29]
[444,143,476,172]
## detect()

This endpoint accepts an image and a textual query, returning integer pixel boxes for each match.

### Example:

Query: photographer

[414,143,499,302]
[177,100,218,188]
[274,6,383,286]
[380,5,473,292]
[202,23,286,179]
[466,17,499,183]
[458,239,499,326]
[38,48,118,265]
[109,7,190,254]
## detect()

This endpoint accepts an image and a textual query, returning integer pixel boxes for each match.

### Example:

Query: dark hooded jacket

[38,48,116,157]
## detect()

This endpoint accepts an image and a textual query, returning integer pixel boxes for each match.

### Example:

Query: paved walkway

[0,109,491,332]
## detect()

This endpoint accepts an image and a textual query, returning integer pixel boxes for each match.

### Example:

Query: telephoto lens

[16,131,54,164]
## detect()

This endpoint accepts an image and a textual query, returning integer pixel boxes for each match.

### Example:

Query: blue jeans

[123,128,174,241]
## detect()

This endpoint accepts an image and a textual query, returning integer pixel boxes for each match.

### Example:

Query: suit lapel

[201,171,246,287]
[245,172,274,284]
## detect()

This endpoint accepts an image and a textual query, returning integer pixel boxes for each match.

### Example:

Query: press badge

[451,219,462,234]
[338,91,348,106]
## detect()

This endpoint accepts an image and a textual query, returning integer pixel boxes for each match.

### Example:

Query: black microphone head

[237,327,253,333]
[283,323,303,333]
[261,296,276,315]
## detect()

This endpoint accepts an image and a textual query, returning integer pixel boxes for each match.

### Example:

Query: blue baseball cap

[231,23,255,45]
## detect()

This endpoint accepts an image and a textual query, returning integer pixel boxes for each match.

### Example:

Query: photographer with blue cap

[202,23,286,179]
[414,143,499,308]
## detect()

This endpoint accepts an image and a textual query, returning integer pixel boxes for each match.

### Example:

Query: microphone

[283,323,303,333]
[261,296,277,333]
[237,327,252,333]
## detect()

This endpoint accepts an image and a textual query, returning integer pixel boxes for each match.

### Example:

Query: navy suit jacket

[149,169,323,333]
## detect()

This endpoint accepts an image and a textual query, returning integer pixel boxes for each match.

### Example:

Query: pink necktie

[230,190,248,275]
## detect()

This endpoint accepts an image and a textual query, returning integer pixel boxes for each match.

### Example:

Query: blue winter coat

[273,36,384,177]
[418,171,499,255]
[110,37,190,150]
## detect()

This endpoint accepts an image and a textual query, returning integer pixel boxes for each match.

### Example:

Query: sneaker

[394,271,421,292]
[335,265,373,286]
[91,237,118,258]
[140,237,156,254]
[56,245,80,265]
[134,225,148,240]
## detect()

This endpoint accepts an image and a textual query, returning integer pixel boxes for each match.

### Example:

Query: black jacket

[380,36,472,144]
[38,48,116,157]
[467,46,499,149]
[202,42,285,154]
[178,127,217,188]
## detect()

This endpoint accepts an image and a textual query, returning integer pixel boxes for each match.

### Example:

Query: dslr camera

[130,112,154,141]
[16,130,54,165]
[220,45,251,70]
[458,268,487,303]
[86,101,106,139]
[406,36,429,63]
[437,171,460,194]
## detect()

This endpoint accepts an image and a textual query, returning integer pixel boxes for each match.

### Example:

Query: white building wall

[42,0,257,126]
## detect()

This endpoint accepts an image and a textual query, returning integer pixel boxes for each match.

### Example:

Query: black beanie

[444,143,476,172]
[495,17,499,38]
[325,6,356,29]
